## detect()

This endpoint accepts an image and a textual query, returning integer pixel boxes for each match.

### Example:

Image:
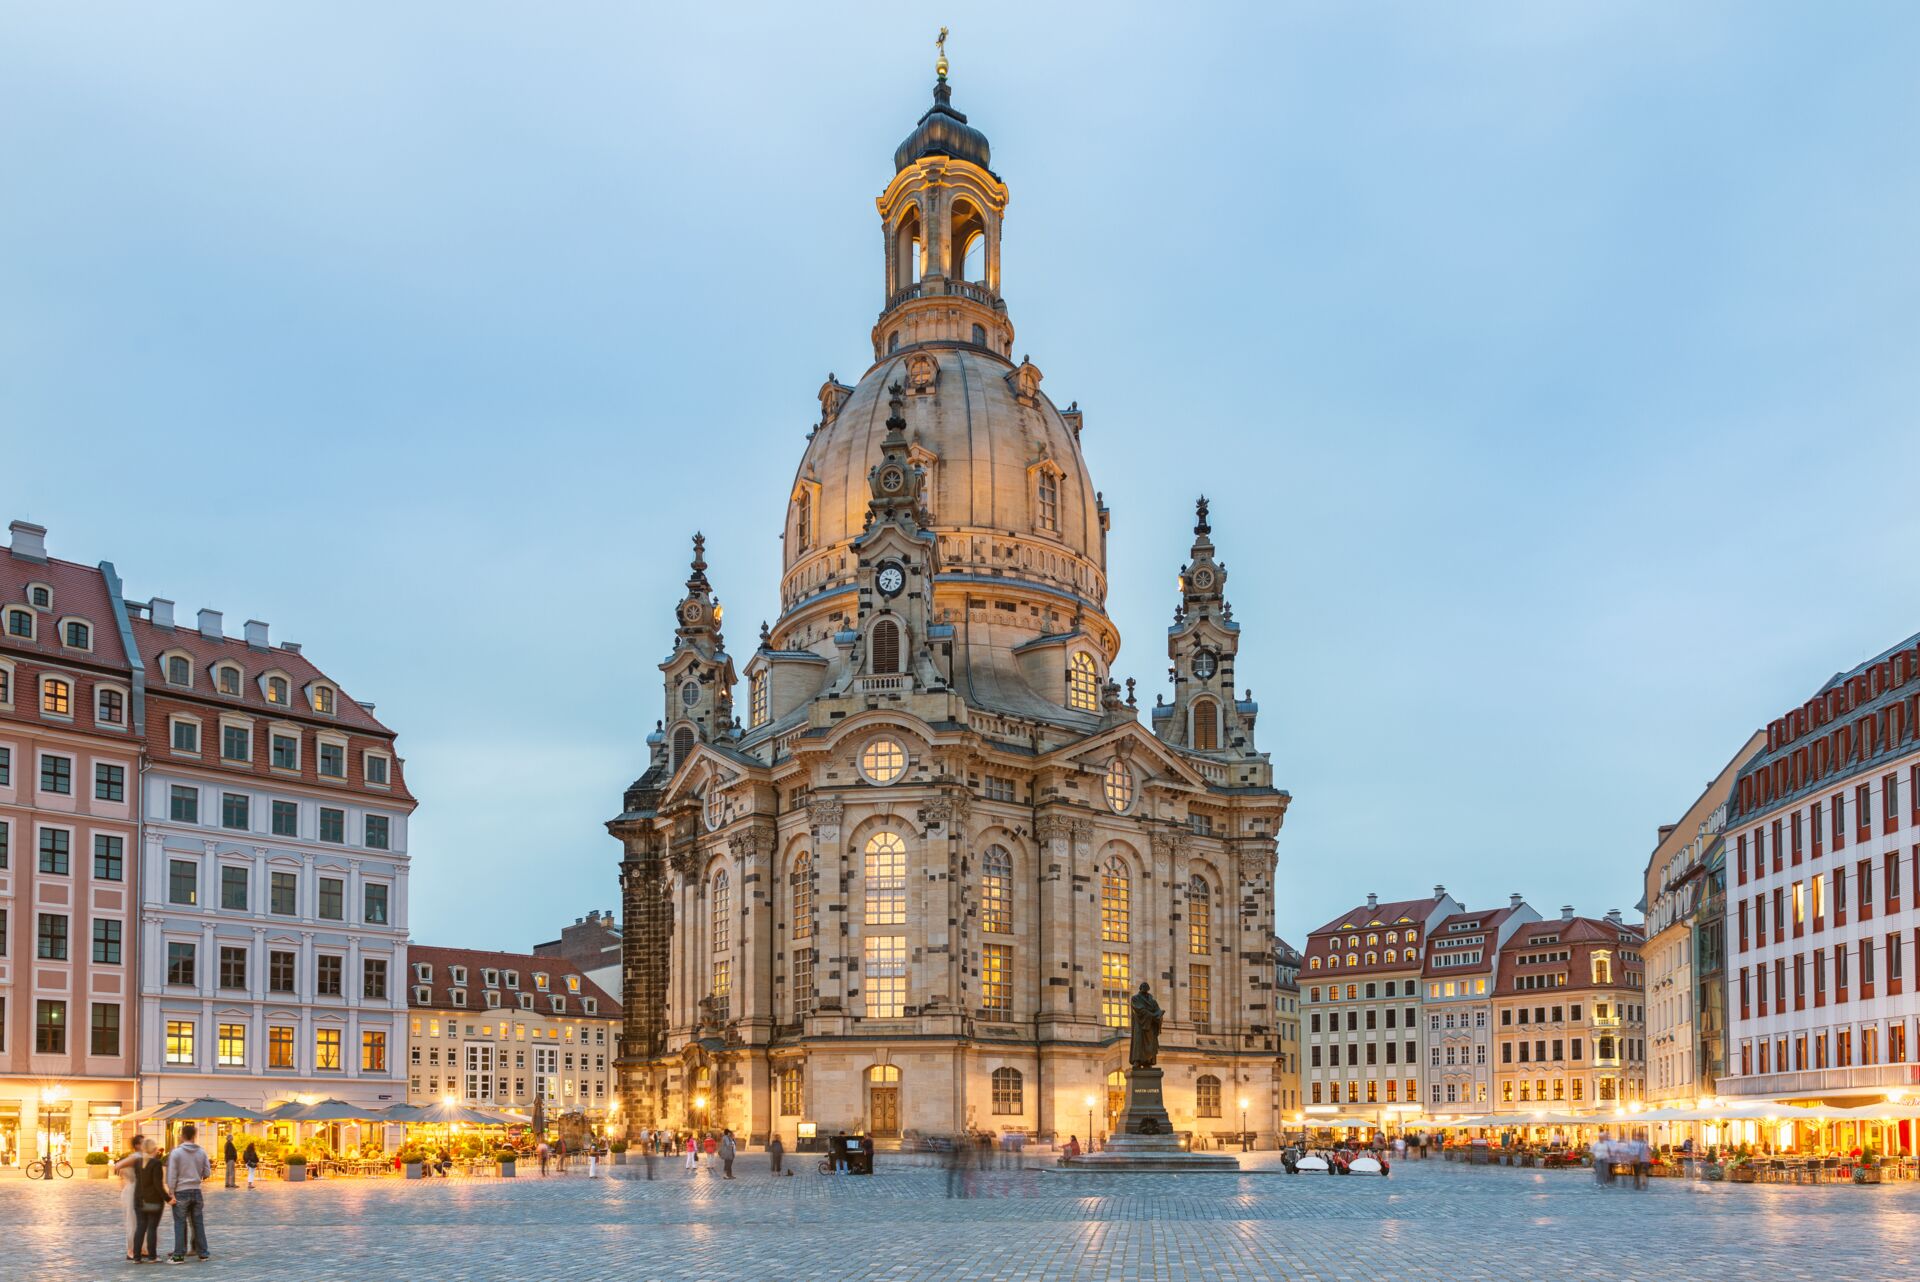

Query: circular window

[680,681,700,707]
[1102,758,1134,813]
[860,737,908,785]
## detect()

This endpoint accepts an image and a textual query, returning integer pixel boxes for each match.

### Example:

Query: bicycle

[26,1157,74,1180]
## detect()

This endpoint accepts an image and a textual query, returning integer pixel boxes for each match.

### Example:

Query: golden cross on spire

[936,26,949,80]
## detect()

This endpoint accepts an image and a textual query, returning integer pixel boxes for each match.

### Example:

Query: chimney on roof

[281,641,301,654]
[8,521,47,562]
[197,608,223,639]
[244,619,270,649]
[1366,892,1378,911]
[356,700,375,713]
[150,598,175,629]
[1510,893,1523,910]
[1561,905,1574,921]
[1605,908,1624,925]
[1433,884,1446,898]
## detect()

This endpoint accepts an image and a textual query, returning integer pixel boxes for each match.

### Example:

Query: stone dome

[780,346,1104,622]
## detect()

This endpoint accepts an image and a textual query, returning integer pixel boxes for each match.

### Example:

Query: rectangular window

[271,799,298,837]
[365,754,389,786]
[221,792,250,830]
[863,935,907,1018]
[1100,950,1131,1028]
[315,1027,342,1071]
[220,865,248,911]
[317,954,343,997]
[981,942,1012,1017]
[362,1030,387,1072]
[780,1068,804,1117]
[319,742,346,777]
[271,733,298,769]
[169,858,197,905]
[165,1019,194,1064]
[40,754,72,794]
[270,871,297,915]
[0,746,9,785]
[36,1000,66,1053]
[92,918,121,965]
[38,828,70,875]
[222,724,250,763]
[318,876,344,920]
[94,762,125,802]
[167,940,195,986]
[218,1023,246,1067]
[171,720,199,753]
[364,883,389,925]
[319,807,345,843]
[364,958,388,1000]
[1190,963,1212,1027]
[269,950,296,993]
[268,1025,295,1069]
[93,834,123,881]
[36,912,67,959]
[219,945,248,990]
[170,784,198,823]
[365,814,390,850]
[90,1003,120,1057]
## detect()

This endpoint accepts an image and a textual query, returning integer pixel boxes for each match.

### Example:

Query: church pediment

[1042,720,1214,792]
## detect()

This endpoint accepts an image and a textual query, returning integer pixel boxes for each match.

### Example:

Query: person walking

[768,1134,784,1175]
[587,1140,599,1179]
[242,1141,259,1190]
[113,1134,145,1261]
[684,1133,699,1174]
[719,1129,737,1180]
[537,1139,551,1176]
[133,1137,171,1264]
[223,1135,238,1189]
[166,1123,213,1263]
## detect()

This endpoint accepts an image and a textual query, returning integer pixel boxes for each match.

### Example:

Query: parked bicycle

[26,1156,74,1180]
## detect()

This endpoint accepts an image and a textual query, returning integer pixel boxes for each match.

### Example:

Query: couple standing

[116,1123,214,1263]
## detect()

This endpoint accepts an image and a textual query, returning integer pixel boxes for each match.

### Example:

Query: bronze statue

[1128,982,1163,1068]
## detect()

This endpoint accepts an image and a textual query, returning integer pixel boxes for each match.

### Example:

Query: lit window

[1196,1074,1222,1118]
[166,1020,195,1065]
[983,942,1013,1017]
[749,671,769,728]
[1101,951,1131,1028]
[1035,468,1058,531]
[981,845,1013,934]
[1067,652,1098,711]
[266,676,288,705]
[315,1028,342,1071]
[790,853,815,1020]
[1189,875,1212,954]
[864,935,907,1018]
[864,832,907,925]
[1103,758,1134,813]
[218,1023,247,1067]
[1190,963,1212,1026]
[705,786,725,831]
[861,737,907,785]
[991,1065,1023,1114]
[41,678,71,716]
[313,685,335,714]
[217,665,241,696]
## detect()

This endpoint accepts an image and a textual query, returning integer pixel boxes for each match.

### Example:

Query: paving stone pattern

[4,1157,1916,1280]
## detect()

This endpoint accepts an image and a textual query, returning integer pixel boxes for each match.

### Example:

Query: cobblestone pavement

[5,1156,1918,1281]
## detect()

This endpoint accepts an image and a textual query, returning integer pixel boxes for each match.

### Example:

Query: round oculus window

[861,737,908,785]
[681,681,700,707]
[1192,649,1218,680]
[1103,757,1135,813]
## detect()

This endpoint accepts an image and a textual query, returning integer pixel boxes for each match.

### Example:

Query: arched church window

[749,671,769,729]
[1067,652,1098,712]
[991,1066,1023,1115]
[870,619,902,675]
[672,726,695,767]
[1035,468,1059,532]
[1101,857,1131,945]
[793,491,810,551]
[790,853,815,1020]
[1102,758,1134,813]
[961,230,985,282]
[888,331,900,354]
[710,870,731,1020]
[1196,1075,1223,1118]
[711,870,730,953]
[1189,875,1211,955]
[982,845,1013,934]
[704,785,724,831]
[896,206,923,287]
[864,832,907,925]
[971,323,986,346]
[1192,697,1219,751]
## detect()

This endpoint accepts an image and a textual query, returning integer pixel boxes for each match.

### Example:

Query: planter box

[1702,1164,1725,1181]
[1729,1166,1757,1183]
[404,1162,424,1180]
[86,1164,110,1180]
[1853,1167,1882,1185]
[286,1164,306,1182]
[613,1153,629,1166]
[498,1161,516,1179]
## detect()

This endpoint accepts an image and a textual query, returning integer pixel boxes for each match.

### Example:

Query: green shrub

[610,1139,629,1153]
[285,1152,307,1165]
[86,1151,112,1166]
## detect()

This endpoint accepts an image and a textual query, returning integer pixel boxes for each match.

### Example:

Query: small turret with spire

[659,532,736,769]
[1152,497,1263,763]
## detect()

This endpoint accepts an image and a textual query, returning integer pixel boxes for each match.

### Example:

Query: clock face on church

[1189,567,1215,592]
[679,601,703,625]
[876,562,905,597]
[1192,649,1217,680]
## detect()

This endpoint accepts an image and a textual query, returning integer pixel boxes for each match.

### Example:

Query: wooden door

[870,1087,900,1137]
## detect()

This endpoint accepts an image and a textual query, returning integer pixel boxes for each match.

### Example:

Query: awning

[264,1098,385,1123]
[123,1098,269,1123]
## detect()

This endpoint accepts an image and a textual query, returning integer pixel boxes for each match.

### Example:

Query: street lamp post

[1085,1094,1097,1152]
[1239,1098,1249,1152]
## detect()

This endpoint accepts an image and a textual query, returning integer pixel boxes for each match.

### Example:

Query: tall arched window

[1035,468,1059,531]
[981,845,1012,934]
[710,870,731,1021]
[790,853,815,1020]
[870,619,901,675]
[792,491,810,551]
[1067,652,1098,712]
[896,207,923,288]
[1188,875,1211,955]
[951,199,985,280]
[749,671,769,729]
[865,832,907,926]
[1100,855,1131,1029]
[991,1066,1023,1115]
[1192,697,1219,751]
[672,726,695,766]
[1196,1074,1222,1118]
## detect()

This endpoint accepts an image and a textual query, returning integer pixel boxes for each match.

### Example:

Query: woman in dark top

[133,1137,172,1262]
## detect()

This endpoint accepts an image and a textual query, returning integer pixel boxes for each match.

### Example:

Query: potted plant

[495,1147,517,1178]
[86,1151,112,1180]
[398,1144,427,1180]
[285,1152,308,1182]
[1728,1156,1757,1184]
[1854,1146,1883,1184]
[611,1138,629,1167]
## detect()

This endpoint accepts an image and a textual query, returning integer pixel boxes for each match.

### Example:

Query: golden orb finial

[936,26,949,80]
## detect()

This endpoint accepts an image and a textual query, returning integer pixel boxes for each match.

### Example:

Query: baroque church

[610,57,1292,1148]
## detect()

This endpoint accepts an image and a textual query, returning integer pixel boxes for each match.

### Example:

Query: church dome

[892,79,991,173]
[780,346,1104,622]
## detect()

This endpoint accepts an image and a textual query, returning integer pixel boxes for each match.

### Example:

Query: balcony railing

[884,278,1002,312]
[1724,1064,1920,1097]
[854,674,910,695]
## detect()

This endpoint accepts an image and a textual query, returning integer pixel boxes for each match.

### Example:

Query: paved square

[6,1156,1919,1280]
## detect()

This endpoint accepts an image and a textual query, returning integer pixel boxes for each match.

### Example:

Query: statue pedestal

[1056,1068,1240,1174]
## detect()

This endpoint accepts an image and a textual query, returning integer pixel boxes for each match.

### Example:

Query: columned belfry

[611,44,1292,1150]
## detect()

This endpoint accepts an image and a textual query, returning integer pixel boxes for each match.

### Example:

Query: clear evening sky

[5,4,1916,948]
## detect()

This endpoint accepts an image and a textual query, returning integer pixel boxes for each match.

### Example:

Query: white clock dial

[877,565,904,596]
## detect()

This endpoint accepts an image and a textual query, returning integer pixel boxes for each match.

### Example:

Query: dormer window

[485,991,501,1009]
[265,676,289,705]
[505,971,519,989]
[749,670,769,729]
[62,620,90,649]
[1067,652,1098,712]
[27,584,51,609]
[41,676,72,717]
[583,998,597,1014]
[311,684,336,715]
[414,963,433,982]
[452,990,467,1007]
[550,996,565,1013]
[364,753,390,787]
[413,985,431,1003]
[519,993,533,1010]
[4,608,31,639]
[565,975,580,994]
[450,965,467,985]
[96,686,125,725]
[534,972,549,992]
[165,655,190,686]
[483,969,499,988]
[216,664,242,696]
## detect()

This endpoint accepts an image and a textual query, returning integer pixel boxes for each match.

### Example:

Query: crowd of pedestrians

[1593,1133,1655,1189]
[112,1123,215,1264]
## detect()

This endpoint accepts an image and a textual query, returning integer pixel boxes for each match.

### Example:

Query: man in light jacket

[719,1129,737,1180]
[167,1124,214,1262]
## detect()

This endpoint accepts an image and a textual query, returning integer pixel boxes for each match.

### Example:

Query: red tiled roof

[1302,896,1446,977]
[1421,906,1521,978]
[1494,916,1645,997]
[129,615,392,735]
[1,550,134,672]
[408,945,617,1019]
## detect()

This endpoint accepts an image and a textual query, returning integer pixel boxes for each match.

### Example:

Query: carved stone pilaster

[1034,812,1075,846]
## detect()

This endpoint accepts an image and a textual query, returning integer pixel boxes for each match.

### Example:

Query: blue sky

[4,3,1916,948]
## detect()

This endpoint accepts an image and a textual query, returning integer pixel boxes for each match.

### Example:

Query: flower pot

[1853,1167,1881,1185]
[1729,1166,1756,1184]
[498,1160,516,1179]
[404,1161,424,1180]
[286,1164,306,1182]
[613,1152,628,1166]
